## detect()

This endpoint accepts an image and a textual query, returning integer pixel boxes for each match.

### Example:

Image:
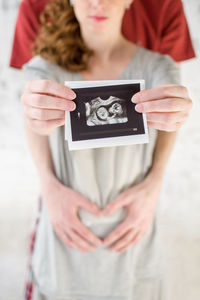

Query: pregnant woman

[21,0,192,299]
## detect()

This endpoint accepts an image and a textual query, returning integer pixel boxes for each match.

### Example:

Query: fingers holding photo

[131,84,192,131]
[132,84,189,103]
[21,79,77,135]
[25,79,76,100]
[22,93,76,111]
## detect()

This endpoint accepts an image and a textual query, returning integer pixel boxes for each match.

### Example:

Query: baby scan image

[85,96,128,126]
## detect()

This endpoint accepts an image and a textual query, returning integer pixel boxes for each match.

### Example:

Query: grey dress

[23,47,180,300]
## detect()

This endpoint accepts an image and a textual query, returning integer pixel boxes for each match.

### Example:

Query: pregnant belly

[78,207,128,239]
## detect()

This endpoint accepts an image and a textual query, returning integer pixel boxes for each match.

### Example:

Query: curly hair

[33,0,93,72]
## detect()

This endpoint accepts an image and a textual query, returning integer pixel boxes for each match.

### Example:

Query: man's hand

[101,174,162,253]
[41,173,103,253]
[132,84,192,131]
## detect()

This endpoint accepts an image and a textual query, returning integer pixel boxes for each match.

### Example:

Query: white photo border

[65,80,149,150]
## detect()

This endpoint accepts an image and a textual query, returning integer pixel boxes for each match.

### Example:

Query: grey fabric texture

[23,47,180,300]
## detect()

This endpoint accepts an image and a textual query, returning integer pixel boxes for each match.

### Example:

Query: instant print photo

[65,80,148,150]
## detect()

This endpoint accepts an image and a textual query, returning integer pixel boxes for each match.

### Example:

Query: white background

[0,0,200,299]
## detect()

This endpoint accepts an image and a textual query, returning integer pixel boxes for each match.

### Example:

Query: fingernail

[135,104,143,112]
[69,102,76,111]
[131,95,138,103]
[68,91,76,100]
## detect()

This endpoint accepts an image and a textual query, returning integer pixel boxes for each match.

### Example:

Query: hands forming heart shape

[42,172,162,254]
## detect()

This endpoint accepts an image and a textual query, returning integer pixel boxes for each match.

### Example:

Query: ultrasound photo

[65,80,148,150]
[85,96,128,126]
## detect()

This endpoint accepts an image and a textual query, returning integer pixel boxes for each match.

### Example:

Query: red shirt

[9,0,195,69]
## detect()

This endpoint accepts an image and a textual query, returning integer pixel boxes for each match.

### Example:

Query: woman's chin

[88,25,108,34]
[86,19,110,32]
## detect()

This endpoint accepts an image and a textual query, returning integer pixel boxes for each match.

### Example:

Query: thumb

[102,193,130,216]
[79,196,102,216]
[102,189,133,216]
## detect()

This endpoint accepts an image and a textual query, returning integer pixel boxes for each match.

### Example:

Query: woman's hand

[41,173,103,253]
[21,79,76,135]
[132,84,192,131]
[101,174,162,253]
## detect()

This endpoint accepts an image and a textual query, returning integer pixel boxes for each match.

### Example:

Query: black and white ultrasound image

[85,96,128,126]
[70,84,145,141]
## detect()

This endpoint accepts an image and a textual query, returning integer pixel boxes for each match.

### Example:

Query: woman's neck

[80,38,137,80]
[81,28,129,63]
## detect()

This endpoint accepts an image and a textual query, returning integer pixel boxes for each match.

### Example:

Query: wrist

[144,168,164,186]
[39,170,60,192]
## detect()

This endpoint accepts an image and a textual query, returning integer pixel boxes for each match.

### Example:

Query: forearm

[24,117,57,186]
[147,130,177,181]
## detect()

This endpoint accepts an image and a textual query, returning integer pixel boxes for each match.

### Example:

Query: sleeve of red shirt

[155,0,195,62]
[9,0,45,69]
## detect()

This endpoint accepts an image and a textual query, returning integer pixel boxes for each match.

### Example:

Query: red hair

[33,0,93,71]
